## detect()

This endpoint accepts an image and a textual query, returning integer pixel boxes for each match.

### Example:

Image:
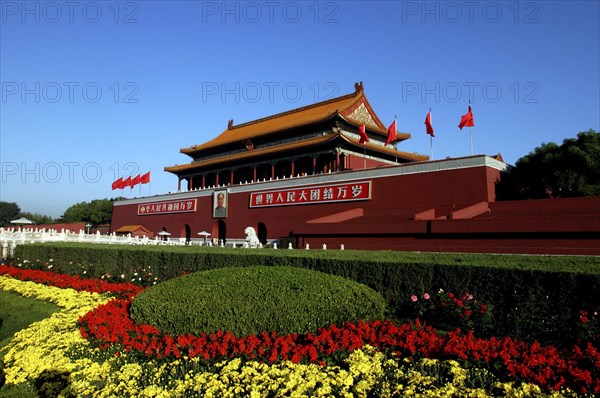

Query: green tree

[0,202,21,227]
[512,129,600,199]
[19,212,56,225]
[60,198,123,225]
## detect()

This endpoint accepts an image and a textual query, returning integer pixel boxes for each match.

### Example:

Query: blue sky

[1,0,599,218]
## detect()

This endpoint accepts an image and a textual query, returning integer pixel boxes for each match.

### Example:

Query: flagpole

[470,126,473,155]
[394,115,397,163]
[468,100,473,155]
[429,108,433,160]
[430,136,433,160]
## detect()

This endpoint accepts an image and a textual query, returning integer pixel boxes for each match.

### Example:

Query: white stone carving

[244,226,261,248]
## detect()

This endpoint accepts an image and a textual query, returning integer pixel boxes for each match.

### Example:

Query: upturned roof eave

[338,134,428,162]
[165,133,342,175]
[179,89,366,156]
[338,115,412,142]
[179,113,342,156]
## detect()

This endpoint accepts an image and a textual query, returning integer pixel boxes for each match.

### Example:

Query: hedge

[130,266,386,336]
[11,243,600,345]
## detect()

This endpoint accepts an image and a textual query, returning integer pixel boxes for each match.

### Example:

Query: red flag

[111,177,123,190]
[385,120,397,146]
[458,104,475,130]
[131,174,141,187]
[140,171,151,184]
[358,125,369,144]
[425,112,435,137]
[119,176,132,189]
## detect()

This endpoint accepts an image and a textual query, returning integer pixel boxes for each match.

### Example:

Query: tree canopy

[0,202,21,227]
[60,198,123,225]
[511,129,600,199]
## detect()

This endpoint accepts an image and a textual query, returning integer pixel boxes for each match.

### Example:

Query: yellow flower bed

[0,276,573,397]
[0,276,110,386]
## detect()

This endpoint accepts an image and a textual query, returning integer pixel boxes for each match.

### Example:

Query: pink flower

[411,295,418,302]
[423,293,430,300]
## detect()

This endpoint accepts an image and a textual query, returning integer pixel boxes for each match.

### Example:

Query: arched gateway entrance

[257,222,267,245]
[213,219,226,245]
[184,224,191,243]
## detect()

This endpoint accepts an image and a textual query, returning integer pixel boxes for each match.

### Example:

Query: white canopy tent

[10,217,34,225]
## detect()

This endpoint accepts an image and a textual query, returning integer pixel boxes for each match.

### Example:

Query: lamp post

[85,223,92,234]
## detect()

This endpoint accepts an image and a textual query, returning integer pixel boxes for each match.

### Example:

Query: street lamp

[85,223,92,234]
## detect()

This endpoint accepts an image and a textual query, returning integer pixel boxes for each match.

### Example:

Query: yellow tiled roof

[165,132,427,174]
[166,135,337,173]
[114,225,149,233]
[180,83,404,156]
[339,134,429,162]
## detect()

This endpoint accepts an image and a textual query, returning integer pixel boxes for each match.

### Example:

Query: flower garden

[1,256,599,397]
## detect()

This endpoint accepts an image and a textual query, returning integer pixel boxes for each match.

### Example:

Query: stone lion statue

[244,226,261,248]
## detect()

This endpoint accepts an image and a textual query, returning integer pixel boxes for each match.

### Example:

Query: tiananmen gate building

[110,83,600,254]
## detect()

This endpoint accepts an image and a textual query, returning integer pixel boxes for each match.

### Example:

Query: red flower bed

[0,264,141,298]
[2,265,598,394]
[79,297,600,395]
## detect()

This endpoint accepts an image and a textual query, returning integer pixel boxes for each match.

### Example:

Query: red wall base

[295,235,600,255]
[111,156,600,255]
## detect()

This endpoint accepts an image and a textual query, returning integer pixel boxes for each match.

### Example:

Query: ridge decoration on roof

[344,103,380,129]
[180,82,407,156]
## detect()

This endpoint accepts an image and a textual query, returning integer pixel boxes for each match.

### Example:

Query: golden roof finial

[354,82,364,93]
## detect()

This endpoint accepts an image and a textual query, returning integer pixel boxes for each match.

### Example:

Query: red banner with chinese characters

[137,199,197,215]
[249,181,371,208]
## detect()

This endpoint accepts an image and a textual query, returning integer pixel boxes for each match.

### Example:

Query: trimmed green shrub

[12,243,600,344]
[129,266,386,336]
